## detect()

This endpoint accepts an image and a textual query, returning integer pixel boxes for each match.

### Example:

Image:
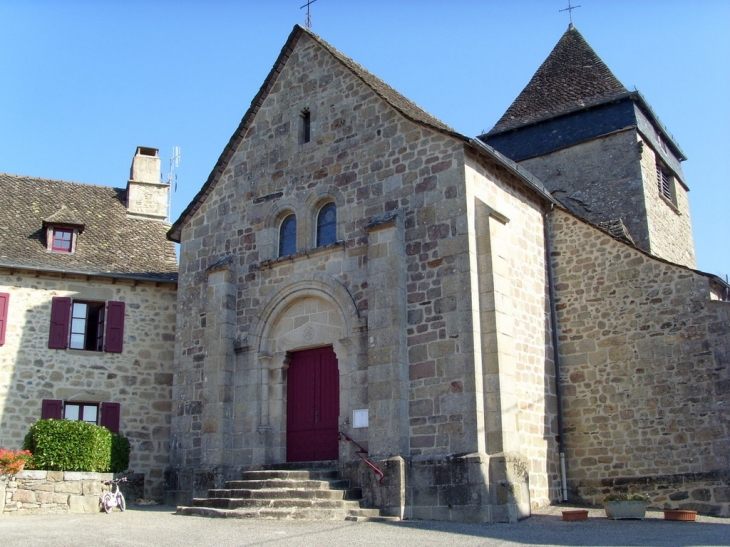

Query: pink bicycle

[100,477,126,513]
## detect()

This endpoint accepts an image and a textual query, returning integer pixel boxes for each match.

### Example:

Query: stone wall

[0,269,177,500]
[520,130,647,250]
[549,208,730,516]
[638,135,695,268]
[465,155,560,509]
[1,471,111,515]
[520,129,695,269]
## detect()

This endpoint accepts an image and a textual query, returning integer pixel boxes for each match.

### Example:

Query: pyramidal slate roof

[490,25,628,133]
[0,173,178,282]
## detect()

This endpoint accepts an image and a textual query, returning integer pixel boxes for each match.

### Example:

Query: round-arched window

[316,203,336,247]
[279,214,297,256]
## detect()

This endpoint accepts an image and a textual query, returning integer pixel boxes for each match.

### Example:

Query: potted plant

[603,492,649,520]
[663,509,697,521]
[0,448,32,478]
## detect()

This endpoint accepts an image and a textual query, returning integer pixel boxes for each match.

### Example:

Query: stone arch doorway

[286,346,339,462]
[245,272,366,465]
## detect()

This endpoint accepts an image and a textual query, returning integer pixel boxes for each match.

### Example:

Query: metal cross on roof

[300,0,317,29]
[559,0,581,28]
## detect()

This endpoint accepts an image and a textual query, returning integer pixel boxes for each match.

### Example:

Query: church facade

[165,25,729,520]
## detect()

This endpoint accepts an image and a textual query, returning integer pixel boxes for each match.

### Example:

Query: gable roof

[43,205,85,230]
[168,25,466,242]
[0,173,178,283]
[490,25,628,133]
[167,25,561,242]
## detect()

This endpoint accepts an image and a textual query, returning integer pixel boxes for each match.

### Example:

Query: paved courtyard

[2,505,728,547]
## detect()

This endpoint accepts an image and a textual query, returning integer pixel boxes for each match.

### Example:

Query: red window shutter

[48,297,71,349]
[41,399,63,419]
[104,301,125,353]
[100,402,121,433]
[0,292,9,345]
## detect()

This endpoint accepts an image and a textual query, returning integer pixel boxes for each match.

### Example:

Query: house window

[301,109,311,144]
[50,228,74,253]
[64,403,98,425]
[656,161,676,205]
[70,301,105,351]
[41,399,121,433]
[279,214,297,257]
[316,202,337,247]
[48,297,125,353]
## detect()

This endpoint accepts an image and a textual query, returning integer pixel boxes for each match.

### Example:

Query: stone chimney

[126,146,169,221]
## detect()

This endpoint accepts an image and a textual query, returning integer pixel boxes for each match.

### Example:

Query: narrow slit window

[301,109,311,144]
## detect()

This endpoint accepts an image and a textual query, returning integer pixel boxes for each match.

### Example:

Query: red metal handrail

[339,431,385,485]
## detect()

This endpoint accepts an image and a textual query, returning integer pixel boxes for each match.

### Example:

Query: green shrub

[23,419,130,473]
[110,434,130,473]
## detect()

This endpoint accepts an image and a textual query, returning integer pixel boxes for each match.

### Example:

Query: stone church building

[165,25,729,520]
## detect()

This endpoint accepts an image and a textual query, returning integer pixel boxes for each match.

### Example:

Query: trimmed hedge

[110,433,130,473]
[23,419,130,473]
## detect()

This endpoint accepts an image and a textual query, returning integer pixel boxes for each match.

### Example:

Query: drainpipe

[544,205,568,502]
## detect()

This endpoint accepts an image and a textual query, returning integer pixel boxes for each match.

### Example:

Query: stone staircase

[176,465,397,522]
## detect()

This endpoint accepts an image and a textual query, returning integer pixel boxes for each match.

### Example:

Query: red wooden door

[286,346,340,462]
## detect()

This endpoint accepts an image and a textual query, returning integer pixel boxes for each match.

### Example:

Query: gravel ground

[1,504,728,547]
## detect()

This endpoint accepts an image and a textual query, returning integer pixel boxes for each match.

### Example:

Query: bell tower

[481,26,695,268]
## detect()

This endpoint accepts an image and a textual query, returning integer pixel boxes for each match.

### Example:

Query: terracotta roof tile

[0,173,178,282]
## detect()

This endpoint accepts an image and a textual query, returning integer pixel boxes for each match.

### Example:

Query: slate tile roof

[0,173,178,282]
[490,26,628,133]
[596,218,636,246]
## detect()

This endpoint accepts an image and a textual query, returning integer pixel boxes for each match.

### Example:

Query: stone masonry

[167,29,559,522]
[550,208,729,516]
[0,471,113,515]
[0,271,177,499]
[520,128,695,269]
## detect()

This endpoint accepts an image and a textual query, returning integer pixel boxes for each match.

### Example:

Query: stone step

[176,463,396,522]
[225,478,349,490]
[191,497,363,510]
[344,508,402,522]
[206,487,349,501]
[242,469,339,481]
[177,506,373,521]
[261,461,338,471]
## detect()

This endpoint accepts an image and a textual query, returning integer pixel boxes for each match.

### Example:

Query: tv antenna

[560,0,581,28]
[300,0,317,29]
[165,146,180,222]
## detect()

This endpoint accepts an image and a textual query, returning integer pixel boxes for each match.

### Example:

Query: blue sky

[1,0,728,278]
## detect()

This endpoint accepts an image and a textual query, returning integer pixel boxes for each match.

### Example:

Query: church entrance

[286,346,340,462]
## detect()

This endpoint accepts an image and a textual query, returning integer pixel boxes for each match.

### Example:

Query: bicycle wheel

[101,493,113,514]
[118,493,126,512]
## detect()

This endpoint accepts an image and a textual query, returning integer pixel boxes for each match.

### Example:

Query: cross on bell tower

[559,0,581,28]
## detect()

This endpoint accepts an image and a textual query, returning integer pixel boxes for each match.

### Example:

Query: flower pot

[562,510,589,521]
[604,501,647,520]
[664,510,697,521]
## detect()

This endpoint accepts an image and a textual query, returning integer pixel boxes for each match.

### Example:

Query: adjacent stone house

[165,24,728,520]
[0,147,178,500]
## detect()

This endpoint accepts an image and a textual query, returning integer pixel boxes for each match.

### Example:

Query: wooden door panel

[286,346,339,462]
